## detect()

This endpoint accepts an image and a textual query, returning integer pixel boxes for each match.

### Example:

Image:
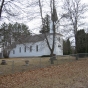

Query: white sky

[27,0,88,34]
[80,0,88,32]
[0,0,88,33]
[82,0,88,3]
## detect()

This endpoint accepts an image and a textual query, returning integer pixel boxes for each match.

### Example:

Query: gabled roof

[17,33,62,43]
[25,34,45,43]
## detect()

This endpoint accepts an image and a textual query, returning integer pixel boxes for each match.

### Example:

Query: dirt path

[0,59,88,88]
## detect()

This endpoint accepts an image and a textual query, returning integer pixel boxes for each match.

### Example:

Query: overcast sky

[0,0,88,33]
[27,0,88,34]
[0,0,88,52]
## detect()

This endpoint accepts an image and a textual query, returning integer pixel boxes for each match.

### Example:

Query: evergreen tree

[86,33,88,53]
[77,29,88,53]
[63,38,71,55]
[40,14,50,33]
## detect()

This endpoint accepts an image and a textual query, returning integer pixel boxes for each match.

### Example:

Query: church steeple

[50,0,58,33]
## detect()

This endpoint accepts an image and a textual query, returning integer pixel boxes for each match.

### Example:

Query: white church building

[9,21,63,58]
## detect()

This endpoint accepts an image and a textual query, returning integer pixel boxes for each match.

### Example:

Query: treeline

[63,29,88,55]
[0,22,30,58]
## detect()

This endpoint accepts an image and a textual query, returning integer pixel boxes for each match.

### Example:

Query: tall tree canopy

[0,22,30,58]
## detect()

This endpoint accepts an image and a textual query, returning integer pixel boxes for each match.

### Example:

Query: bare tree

[0,0,23,20]
[0,0,38,23]
[39,0,59,64]
[62,0,88,60]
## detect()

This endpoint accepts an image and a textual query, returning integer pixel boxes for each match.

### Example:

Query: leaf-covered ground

[0,59,88,88]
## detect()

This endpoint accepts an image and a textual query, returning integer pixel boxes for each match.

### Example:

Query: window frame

[24,46,26,52]
[19,47,21,53]
[36,45,38,52]
[30,46,32,52]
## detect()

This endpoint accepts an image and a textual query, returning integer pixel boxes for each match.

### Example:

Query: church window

[58,37,60,41]
[30,46,32,52]
[24,46,26,52]
[36,45,38,52]
[19,47,21,53]
[58,45,61,47]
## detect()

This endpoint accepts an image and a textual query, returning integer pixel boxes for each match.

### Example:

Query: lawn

[0,56,76,75]
[0,57,88,88]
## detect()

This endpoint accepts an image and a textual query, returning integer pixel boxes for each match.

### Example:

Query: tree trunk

[74,17,78,60]
[75,35,78,60]
[50,51,54,64]
[3,49,9,58]
[74,26,78,60]
[38,0,56,64]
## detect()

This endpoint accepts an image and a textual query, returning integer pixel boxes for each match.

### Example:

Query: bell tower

[49,0,59,34]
